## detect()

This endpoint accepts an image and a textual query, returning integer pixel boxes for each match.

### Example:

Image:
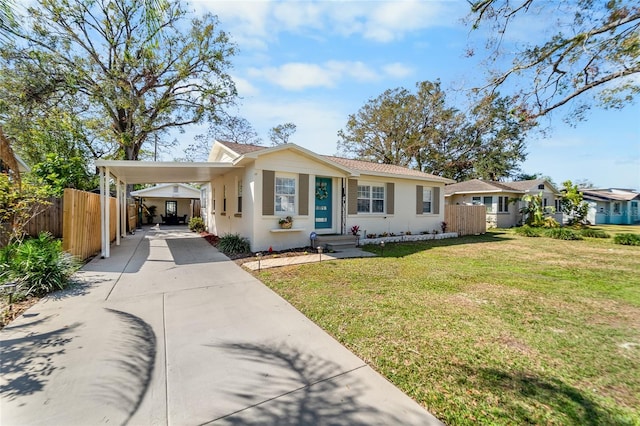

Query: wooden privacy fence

[63,188,116,260]
[1,197,63,247]
[24,197,64,239]
[445,204,486,236]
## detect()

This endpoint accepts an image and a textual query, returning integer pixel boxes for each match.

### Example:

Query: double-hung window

[357,184,385,213]
[422,187,432,213]
[498,196,509,213]
[237,179,243,213]
[275,176,296,213]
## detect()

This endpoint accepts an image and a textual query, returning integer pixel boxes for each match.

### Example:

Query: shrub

[545,228,582,240]
[188,216,205,233]
[217,233,251,255]
[580,228,610,239]
[542,217,560,228]
[0,233,80,299]
[514,225,542,237]
[613,233,640,246]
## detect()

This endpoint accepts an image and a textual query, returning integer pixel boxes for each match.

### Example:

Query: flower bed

[360,232,458,245]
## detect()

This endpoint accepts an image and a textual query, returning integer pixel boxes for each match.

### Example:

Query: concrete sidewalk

[242,247,376,271]
[0,228,442,425]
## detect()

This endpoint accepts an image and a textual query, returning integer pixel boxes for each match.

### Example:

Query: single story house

[444,178,563,228]
[582,188,640,225]
[131,183,201,224]
[95,141,454,256]
[203,141,454,251]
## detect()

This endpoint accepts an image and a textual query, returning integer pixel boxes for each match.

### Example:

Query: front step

[315,235,358,251]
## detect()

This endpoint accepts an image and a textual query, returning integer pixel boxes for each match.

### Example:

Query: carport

[95,160,240,258]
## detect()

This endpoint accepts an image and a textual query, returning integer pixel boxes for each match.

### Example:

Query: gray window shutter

[433,186,440,214]
[348,179,358,215]
[262,170,275,216]
[386,182,395,214]
[298,174,309,216]
[416,185,423,214]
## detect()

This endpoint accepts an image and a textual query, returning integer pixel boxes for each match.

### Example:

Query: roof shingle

[322,156,452,183]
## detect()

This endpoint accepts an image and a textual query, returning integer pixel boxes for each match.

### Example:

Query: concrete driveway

[0,228,442,425]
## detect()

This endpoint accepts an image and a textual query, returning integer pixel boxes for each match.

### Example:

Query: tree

[560,180,589,225]
[468,0,640,120]
[338,87,417,166]
[269,122,297,146]
[31,153,98,196]
[337,81,531,181]
[183,114,261,161]
[0,0,236,161]
[520,192,556,227]
[1,129,60,245]
[575,178,596,189]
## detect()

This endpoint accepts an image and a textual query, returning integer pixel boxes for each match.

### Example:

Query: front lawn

[256,228,640,425]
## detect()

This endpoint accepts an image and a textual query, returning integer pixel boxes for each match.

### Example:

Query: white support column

[121,181,127,237]
[116,178,121,246]
[104,167,111,258]
[100,167,107,258]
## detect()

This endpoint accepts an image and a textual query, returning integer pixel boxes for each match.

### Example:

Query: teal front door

[314,177,332,229]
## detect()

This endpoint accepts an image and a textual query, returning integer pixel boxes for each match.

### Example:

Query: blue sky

[174,0,640,190]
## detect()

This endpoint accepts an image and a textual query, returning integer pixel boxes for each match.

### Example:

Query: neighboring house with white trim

[131,183,200,224]
[202,141,454,251]
[582,188,640,225]
[444,178,562,228]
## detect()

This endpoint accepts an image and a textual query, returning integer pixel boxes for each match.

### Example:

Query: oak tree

[468,0,640,119]
[0,0,236,161]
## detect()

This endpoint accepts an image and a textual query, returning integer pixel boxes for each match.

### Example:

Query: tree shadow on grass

[205,342,431,425]
[362,232,513,258]
[456,363,614,425]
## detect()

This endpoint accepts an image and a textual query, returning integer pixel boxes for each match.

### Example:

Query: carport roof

[94,160,241,184]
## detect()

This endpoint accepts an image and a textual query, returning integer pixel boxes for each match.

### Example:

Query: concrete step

[316,235,358,250]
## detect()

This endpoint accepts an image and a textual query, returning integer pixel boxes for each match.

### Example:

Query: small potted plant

[279,216,293,229]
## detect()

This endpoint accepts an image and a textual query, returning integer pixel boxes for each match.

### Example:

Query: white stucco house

[582,188,640,225]
[202,141,454,251]
[131,183,200,224]
[445,178,563,228]
[95,141,454,256]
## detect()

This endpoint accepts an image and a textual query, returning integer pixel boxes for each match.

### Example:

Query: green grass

[256,228,640,425]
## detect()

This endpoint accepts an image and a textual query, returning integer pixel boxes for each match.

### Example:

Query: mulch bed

[0,296,39,329]
[199,232,312,265]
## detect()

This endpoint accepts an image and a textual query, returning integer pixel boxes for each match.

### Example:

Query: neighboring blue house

[582,188,640,225]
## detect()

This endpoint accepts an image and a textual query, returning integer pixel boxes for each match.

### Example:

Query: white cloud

[231,74,260,97]
[241,99,347,155]
[247,60,380,90]
[192,0,458,49]
[382,62,414,78]
[246,59,413,91]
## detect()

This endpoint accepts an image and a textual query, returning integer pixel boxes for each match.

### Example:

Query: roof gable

[445,179,523,196]
[503,179,558,193]
[131,183,201,198]
[209,140,267,162]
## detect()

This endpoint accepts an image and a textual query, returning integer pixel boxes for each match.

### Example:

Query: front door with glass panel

[165,200,177,217]
[314,177,332,229]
